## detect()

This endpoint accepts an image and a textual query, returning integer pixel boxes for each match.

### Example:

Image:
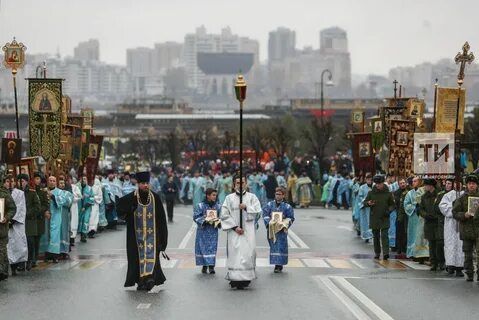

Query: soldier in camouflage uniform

[452,175,479,282]
[0,170,18,281]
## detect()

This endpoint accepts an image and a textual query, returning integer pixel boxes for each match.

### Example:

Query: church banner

[351,109,365,132]
[85,134,103,184]
[352,133,375,176]
[388,120,416,177]
[381,105,406,146]
[1,138,22,164]
[28,78,63,161]
[435,87,465,134]
[371,116,384,153]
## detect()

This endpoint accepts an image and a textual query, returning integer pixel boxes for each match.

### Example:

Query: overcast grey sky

[0,0,477,75]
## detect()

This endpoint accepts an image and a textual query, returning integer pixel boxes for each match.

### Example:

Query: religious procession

[2,6,479,318]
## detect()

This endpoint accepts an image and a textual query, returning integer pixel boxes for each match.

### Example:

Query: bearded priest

[117,171,168,291]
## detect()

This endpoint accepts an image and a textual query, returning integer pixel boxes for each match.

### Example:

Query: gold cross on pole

[455,42,475,86]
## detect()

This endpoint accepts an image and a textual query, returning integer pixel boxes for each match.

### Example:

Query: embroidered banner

[435,87,465,134]
[28,78,63,161]
[352,133,375,176]
[388,120,416,177]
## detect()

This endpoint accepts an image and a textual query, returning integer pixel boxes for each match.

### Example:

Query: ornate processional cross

[455,42,475,86]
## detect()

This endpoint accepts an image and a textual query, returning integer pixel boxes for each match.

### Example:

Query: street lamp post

[234,73,247,229]
[320,69,333,126]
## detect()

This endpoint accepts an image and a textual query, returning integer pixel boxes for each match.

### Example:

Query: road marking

[337,225,354,232]
[287,229,309,249]
[350,259,366,269]
[302,258,330,268]
[287,258,304,268]
[326,258,354,269]
[49,261,80,271]
[377,260,407,270]
[315,276,371,320]
[399,261,430,270]
[334,276,395,320]
[178,223,196,249]
[137,303,151,309]
[162,259,178,269]
[287,235,298,248]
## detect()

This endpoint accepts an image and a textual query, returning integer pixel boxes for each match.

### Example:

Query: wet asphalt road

[1,205,478,320]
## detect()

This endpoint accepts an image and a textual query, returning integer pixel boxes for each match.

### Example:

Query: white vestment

[221,191,262,282]
[88,179,103,232]
[439,190,465,267]
[70,183,82,238]
[7,189,28,264]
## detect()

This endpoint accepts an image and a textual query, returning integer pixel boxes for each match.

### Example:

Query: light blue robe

[60,190,73,254]
[404,187,429,258]
[262,201,295,265]
[247,174,263,201]
[48,188,70,254]
[193,201,222,266]
[189,177,206,208]
[78,185,95,234]
[122,181,137,196]
[216,176,232,206]
[180,176,190,200]
[98,185,109,227]
[103,181,120,223]
[276,175,287,189]
[358,183,373,240]
[387,183,399,248]
[351,182,361,227]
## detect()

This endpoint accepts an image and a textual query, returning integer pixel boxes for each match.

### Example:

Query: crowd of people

[347,172,479,281]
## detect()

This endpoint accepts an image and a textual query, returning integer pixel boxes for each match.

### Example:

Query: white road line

[136,303,151,309]
[350,259,367,269]
[178,223,196,249]
[399,260,430,270]
[315,276,371,320]
[302,258,330,268]
[287,229,309,249]
[335,277,395,320]
[337,225,354,232]
[288,235,299,248]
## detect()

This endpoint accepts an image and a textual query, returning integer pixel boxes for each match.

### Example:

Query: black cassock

[117,191,168,288]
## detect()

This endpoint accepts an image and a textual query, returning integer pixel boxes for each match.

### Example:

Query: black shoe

[430,265,437,271]
[208,266,216,274]
[365,239,370,243]
[466,274,474,282]
[438,264,445,271]
[70,238,75,246]
[145,279,155,291]
[16,263,26,272]
[0,273,8,281]
[455,269,464,277]
[80,234,87,243]
[137,284,147,291]
[52,258,59,264]
[383,255,389,261]
[446,266,455,275]
[26,261,32,271]
[88,231,95,239]
[10,265,17,276]
[374,255,380,260]
[201,266,208,274]
[274,265,281,273]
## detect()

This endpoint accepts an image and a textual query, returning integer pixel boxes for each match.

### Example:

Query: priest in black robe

[117,171,168,291]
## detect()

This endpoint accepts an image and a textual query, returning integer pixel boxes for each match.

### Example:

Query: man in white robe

[69,177,82,245]
[439,187,465,277]
[5,175,28,275]
[87,178,103,238]
[221,174,262,289]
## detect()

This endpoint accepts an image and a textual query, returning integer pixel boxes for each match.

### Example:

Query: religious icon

[373,121,383,133]
[468,197,479,216]
[1,138,22,164]
[352,111,363,124]
[15,164,29,176]
[2,38,27,70]
[272,211,283,223]
[359,142,370,157]
[0,198,5,222]
[205,209,218,221]
[32,89,60,113]
[396,131,408,146]
[88,143,98,159]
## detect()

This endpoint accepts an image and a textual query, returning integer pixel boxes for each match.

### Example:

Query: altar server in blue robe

[262,187,295,273]
[193,188,222,274]
[357,173,373,242]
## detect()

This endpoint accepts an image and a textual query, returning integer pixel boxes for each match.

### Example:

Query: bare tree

[302,118,333,162]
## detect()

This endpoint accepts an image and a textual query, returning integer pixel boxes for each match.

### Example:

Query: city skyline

[1,0,477,75]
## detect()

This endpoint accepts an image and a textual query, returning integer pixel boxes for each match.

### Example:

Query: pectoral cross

[393,80,398,99]
[455,42,475,86]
